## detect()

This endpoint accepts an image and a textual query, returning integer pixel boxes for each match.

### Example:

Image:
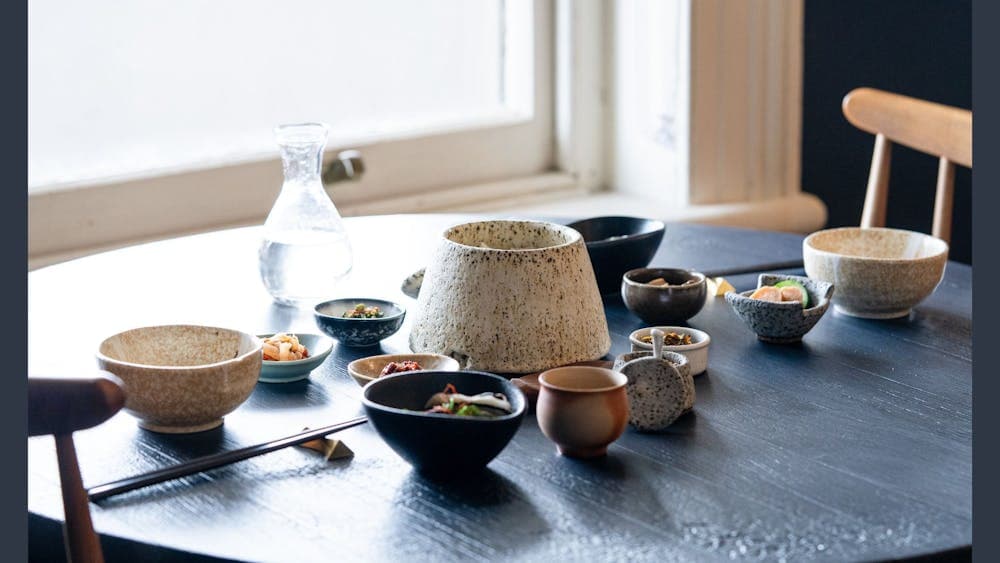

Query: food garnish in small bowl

[725,274,834,344]
[347,353,460,386]
[423,383,513,418]
[342,303,384,319]
[257,332,333,383]
[262,333,310,361]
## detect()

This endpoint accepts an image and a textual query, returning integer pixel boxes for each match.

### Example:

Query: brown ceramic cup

[536,366,629,458]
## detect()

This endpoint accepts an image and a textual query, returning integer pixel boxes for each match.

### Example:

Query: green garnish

[455,404,482,417]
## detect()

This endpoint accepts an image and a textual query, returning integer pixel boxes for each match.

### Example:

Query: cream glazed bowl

[96,325,262,433]
[803,227,948,319]
[409,220,611,373]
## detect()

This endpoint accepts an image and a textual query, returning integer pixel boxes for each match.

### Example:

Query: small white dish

[347,353,460,387]
[628,326,711,375]
[258,333,334,383]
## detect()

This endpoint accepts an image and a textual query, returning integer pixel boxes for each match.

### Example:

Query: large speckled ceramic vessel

[409,220,611,374]
[97,325,262,433]
[803,227,948,319]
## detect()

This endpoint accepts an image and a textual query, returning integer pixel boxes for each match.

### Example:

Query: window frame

[29,0,580,261]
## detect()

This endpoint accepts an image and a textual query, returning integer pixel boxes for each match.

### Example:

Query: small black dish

[313,298,405,347]
[566,216,666,294]
[362,370,526,476]
[621,268,707,324]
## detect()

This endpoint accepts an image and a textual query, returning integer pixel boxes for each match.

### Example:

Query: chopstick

[701,260,804,279]
[87,416,368,502]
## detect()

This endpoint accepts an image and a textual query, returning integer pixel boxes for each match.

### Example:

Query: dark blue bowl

[566,216,666,295]
[313,298,405,347]
[362,370,526,476]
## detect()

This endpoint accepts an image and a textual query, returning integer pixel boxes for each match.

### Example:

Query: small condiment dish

[628,326,711,375]
[347,353,460,387]
[621,268,707,324]
[257,333,333,383]
[536,366,629,458]
[362,370,526,476]
[725,274,834,344]
[565,216,666,295]
[314,298,406,347]
[96,325,261,433]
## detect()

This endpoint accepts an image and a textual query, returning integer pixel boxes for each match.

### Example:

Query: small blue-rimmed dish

[257,333,333,383]
[314,298,406,347]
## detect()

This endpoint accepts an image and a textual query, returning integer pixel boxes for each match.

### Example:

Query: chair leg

[861,133,892,229]
[54,434,104,563]
[933,157,955,244]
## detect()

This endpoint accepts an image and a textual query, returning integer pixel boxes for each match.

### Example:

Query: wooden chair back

[841,87,972,243]
[29,375,126,563]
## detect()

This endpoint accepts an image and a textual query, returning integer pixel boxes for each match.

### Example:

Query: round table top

[28,214,972,562]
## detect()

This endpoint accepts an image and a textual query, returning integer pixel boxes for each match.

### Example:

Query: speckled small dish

[628,326,711,375]
[803,227,948,319]
[621,268,708,324]
[314,298,406,347]
[725,274,835,344]
[347,353,460,387]
[258,333,333,383]
[96,325,262,433]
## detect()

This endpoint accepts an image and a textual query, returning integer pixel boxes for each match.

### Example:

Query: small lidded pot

[536,366,628,458]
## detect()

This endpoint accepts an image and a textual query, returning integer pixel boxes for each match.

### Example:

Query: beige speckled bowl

[96,325,262,433]
[346,353,460,387]
[409,220,611,373]
[803,227,948,319]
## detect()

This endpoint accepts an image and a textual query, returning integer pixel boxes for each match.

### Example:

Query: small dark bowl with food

[566,216,666,295]
[725,273,834,343]
[362,370,526,476]
[313,298,406,347]
[621,268,707,324]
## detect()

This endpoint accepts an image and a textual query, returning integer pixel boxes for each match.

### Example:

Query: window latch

[322,150,365,187]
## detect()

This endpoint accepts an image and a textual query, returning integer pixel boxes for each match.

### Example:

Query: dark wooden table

[28,214,972,562]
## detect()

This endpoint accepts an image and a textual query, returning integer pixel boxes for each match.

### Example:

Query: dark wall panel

[802,0,971,264]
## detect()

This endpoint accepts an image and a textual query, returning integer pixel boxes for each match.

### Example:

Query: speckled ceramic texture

[725,274,834,344]
[618,357,692,432]
[537,367,629,458]
[614,350,695,413]
[257,333,333,383]
[347,353,460,387]
[628,326,711,375]
[621,268,708,324]
[409,220,611,374]
[96,325,262,433]
[314,298,406,347]
[400,268,425,299]
[803,227,948,319]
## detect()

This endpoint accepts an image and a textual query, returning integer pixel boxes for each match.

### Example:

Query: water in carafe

[258,123,353,306]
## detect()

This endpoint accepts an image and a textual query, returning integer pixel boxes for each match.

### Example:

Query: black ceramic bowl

[362,370,526,476]
[621,268,707,324]
[566,216,666,295]
[313,298,406,347]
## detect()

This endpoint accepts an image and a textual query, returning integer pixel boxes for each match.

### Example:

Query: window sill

[460,190,828,234]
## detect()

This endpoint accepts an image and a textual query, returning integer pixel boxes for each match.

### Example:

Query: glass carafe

[259,123,353,306]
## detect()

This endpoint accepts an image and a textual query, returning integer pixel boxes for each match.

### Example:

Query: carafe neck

[274,123,329,187]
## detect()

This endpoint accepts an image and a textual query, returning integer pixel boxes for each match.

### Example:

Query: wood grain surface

[28,215,971,562]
